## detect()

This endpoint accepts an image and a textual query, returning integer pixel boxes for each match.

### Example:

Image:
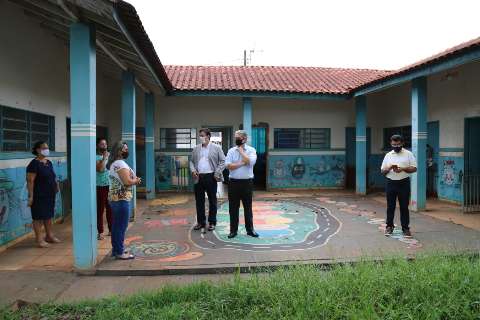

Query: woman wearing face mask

[107,141,141,260]
[26,141,61,248]
[96,138,112,240]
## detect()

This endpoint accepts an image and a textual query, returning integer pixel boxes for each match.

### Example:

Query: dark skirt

[31,196,56,220]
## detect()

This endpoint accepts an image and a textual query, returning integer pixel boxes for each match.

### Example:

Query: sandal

[115,253,135,260]
[37,240,50,248]
[45,237,61,244]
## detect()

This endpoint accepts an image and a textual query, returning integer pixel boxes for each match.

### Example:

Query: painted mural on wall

[268,154,345,189]
[0,159,68,246]
[438,156,463,203]
[368,154,385,189]
[155,153,172,190]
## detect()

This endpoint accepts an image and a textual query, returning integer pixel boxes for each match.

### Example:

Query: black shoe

[208,224,216,231]
[247,231,259,238]
[193,224,205,231]
[228,232,237,239]
[384,226,394,236]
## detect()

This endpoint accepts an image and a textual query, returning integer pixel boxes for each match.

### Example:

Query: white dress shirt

[197,143,213,173]
[225,145,257,179]
[381,148,417,180]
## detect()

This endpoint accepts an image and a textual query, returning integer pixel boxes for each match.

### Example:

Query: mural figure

[272,160,286,178]
[155,155,171,183]
[291,157,305,179]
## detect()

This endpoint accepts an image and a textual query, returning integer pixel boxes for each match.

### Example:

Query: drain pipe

[57,0,149,92]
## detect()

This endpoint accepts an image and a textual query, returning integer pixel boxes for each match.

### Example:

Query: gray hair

[235,130,248,138]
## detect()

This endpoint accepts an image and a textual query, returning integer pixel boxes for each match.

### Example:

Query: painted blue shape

[145,93,155,200]
[268,154,345,189]
[69,22,97,270]
[243,97,252,140]
[121,71,136,214]
[368,154,386,189]
[155,153,173,191]
[355,96,367,195]
[411,77,427,211]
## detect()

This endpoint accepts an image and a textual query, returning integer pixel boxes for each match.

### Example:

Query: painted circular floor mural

[190,200,340,251]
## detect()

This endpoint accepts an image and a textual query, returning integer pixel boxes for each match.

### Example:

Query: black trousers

[194,173,218,226]
[228,178,254,233]
[386,177,410,231]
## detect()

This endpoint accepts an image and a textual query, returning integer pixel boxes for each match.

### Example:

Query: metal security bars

[463,174,480,213]
[274,128,330,149]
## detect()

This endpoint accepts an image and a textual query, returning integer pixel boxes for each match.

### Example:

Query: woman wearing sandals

[107,141,141,260]
[26,141,61,248]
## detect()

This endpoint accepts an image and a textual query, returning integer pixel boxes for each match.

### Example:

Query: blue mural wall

[267,153,345,189]
[438,156,463,203]
[0,158,68,246]
[155,152,192,191]
[368,154,386,189]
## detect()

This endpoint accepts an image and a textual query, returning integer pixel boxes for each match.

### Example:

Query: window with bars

[274,128,331,149]
[383,125,412,149]
[0,105,55,152]
[159,128,197,150]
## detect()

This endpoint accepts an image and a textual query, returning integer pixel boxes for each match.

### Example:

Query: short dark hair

[32,141,46,155]
[199,128,211,137]
[390,134,404,143]
[96,137,107,145]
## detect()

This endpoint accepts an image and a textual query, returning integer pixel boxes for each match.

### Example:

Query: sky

[128,0,480,70]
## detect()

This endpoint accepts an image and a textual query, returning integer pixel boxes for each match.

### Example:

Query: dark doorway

[251,125,268,190]
[464,117,480,212]
[427,121,439,197]
[345,127,371,190]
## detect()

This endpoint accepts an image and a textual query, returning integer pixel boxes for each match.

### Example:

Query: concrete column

[243,97,252,139]
[121,71,136,217]
[411,77,427,211]
[144,92,155,200]
[69,22,97,270]
[355,95,367,195]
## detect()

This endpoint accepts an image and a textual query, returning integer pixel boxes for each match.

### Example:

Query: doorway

[345,127,371,190]
[251,125,268,190]
[464,117,480,212]
[427,121,439,197]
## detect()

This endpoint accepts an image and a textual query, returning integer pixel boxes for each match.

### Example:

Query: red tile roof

[163,36,480,95]
[165,65,392,95]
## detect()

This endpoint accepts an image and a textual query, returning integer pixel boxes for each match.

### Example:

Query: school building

[1,0,479,269]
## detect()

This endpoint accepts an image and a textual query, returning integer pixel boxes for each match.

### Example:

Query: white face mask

[40,149,50,157]
[199,136,207,144]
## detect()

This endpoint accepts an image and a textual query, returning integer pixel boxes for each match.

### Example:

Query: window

[274,128,330,149]
[0,106,55,152]
[383,125,411,149]
[159,128,197,150]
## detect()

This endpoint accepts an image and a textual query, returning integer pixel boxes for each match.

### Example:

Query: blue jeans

[110,200,130,256]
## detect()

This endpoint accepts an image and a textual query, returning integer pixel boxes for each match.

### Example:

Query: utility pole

[243,49,247,66]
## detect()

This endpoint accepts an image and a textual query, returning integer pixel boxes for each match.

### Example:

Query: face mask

[199,137,207,144]
[99,147,107,152]
[122,151,129,159]
[235,138,244,146]
[393,146,402,153]
[40,149,50,157]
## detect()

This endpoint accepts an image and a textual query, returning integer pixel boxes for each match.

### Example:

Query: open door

[251,125,268,190]
[464,117,480,212]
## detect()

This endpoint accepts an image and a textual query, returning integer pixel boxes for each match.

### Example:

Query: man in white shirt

[190,128,226,233]
[381,134,417,237]
[225,130,258,239]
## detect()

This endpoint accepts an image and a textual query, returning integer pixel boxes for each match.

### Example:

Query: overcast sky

[128,0,479,70]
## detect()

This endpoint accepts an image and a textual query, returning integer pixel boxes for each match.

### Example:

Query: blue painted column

[411,77,427,211]
[355,95,367,195]
[69,23,97,270]
[243,97,252,139]
[121,71,136,217]
[144,92,155,200]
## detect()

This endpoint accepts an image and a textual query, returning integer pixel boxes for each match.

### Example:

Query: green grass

[3,255,480,320]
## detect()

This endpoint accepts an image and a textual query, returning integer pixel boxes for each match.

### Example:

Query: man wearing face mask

[380,135,417,238]
[225,130,258,239]
[190,128,226,233]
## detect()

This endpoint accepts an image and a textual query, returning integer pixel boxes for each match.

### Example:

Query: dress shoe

[227,232,237,239]
[193,224,205,231]
[208,224,216,231]
[247,231,259,237]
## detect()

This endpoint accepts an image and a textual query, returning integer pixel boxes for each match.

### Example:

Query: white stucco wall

[153,96,354,150]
